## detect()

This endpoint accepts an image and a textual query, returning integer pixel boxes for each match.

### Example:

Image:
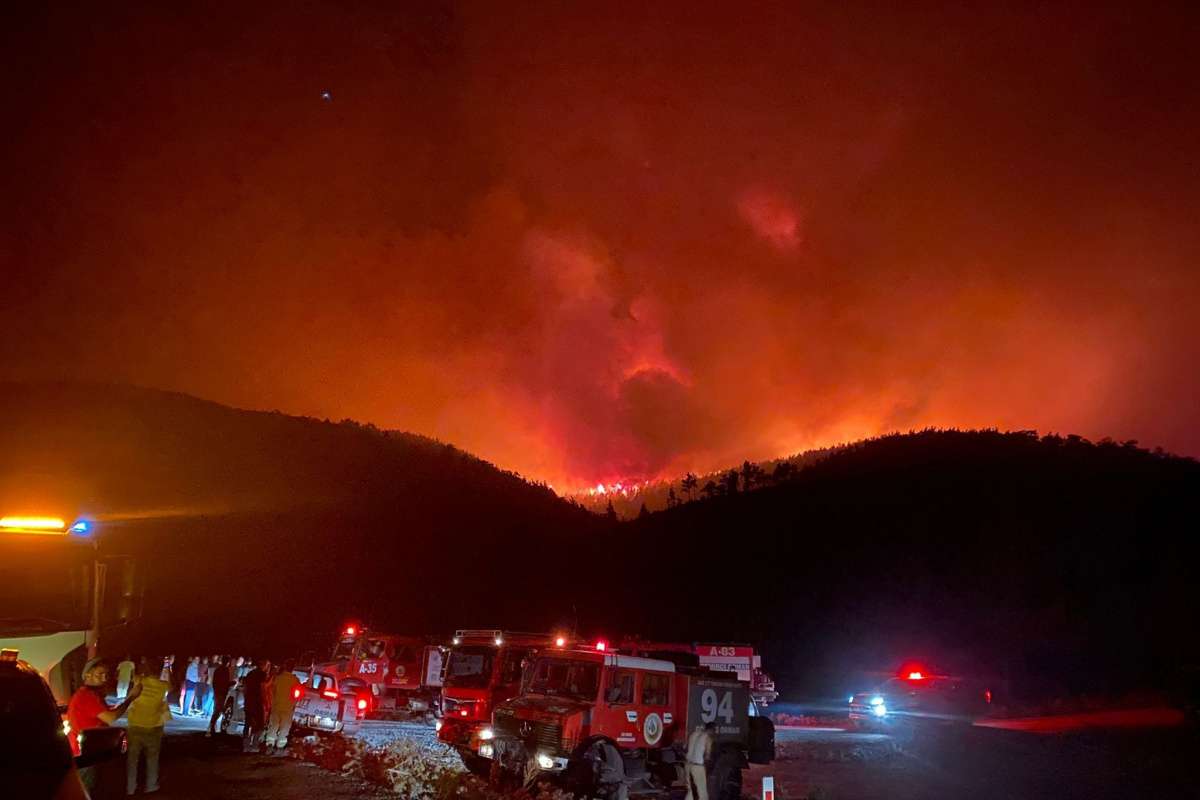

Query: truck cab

[437,630,564,774]
[488,647,774,800]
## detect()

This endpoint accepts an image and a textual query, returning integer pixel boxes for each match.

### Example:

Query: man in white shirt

[684,722,714,800]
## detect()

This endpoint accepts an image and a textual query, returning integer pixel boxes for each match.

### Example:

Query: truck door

[640,671,673,746]
[423,646,444,688]
[598,668,639,747]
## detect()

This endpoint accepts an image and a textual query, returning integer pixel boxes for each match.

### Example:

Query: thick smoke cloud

[3,3,1198,488]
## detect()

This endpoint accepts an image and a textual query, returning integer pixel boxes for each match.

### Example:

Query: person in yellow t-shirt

[126,657,171,794]
[264,660,302,752]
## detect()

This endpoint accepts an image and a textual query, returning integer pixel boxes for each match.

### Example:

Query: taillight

[292,687,302,700]
[357,698,368,711]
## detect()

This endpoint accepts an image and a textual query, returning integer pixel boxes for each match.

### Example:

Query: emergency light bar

[0,516,93,536]
[0,516,66,532]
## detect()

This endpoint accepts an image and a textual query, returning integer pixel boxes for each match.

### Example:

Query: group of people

[235,658,303,754]
[66,654,306,795]
[152,654,250,724]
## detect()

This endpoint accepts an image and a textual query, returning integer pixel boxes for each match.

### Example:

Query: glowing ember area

[3,5,1199,489]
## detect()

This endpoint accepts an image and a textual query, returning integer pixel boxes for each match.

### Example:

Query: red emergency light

[594,640,607,652]
[292,686,302,700]
[321,689,338,700]
[898,661,931,681]
[555,636,566,648]
[357,698,368,711]
[345,625,357,636]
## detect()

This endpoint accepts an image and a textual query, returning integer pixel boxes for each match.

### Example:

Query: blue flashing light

[68,520,91,535]
[869,696,885,706]
[848,695,855,704]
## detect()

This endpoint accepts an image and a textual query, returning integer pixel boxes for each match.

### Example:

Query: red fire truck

[322,625,445,719]
[437,629,573,774]
[485,645,774,800]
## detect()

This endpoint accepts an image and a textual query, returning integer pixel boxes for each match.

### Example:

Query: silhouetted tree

[701,480,719,500]
[722,470,740,495]
[637,503,650,520]
[772,461,796,483]
[740,460,765,492]
[666,486,679,508]
[604,499,617,521]
[681,472,698,501]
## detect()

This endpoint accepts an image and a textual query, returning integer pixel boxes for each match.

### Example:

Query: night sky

[4,2,1198,489]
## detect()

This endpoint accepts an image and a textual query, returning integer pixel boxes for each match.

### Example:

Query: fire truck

[0,515,141,706]
[485,645,775,800]
[322,625,445,719]
[437,630,573,774]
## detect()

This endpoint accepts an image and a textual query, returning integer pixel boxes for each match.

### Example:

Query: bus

[0,515,142,707]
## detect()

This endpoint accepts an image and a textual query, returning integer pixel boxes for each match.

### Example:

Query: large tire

[457,748,492,778]
[708,750,743,800]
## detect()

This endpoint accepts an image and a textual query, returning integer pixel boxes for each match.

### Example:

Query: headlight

[869,696,885,706]
[872,703,888,718]
[479,727,494,740]
[536,753,556,770]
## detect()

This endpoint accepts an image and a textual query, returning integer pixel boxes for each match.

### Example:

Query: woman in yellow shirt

[126,657,171,794]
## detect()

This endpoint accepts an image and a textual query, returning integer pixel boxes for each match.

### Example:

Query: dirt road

[95,716,391,800]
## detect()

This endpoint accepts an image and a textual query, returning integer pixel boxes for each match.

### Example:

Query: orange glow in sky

[3,4,1198,489]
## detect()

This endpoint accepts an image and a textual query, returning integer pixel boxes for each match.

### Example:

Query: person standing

[198,657,212,717]
[181,657,200,715]
[683,722,714,800]
[207,656,233,737]
[115,655,135,699]
[126,657,171,795]
[159,654,174,683]
[264,660,301,753]
[241,660,268,753]
[67,658,141,793]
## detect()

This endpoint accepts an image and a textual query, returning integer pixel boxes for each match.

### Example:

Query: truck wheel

[708,751,743,800]
[457,748,492,778]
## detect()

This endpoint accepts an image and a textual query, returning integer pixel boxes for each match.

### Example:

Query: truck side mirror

[75,726,127,768]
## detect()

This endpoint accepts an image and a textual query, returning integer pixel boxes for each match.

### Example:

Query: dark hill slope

[623,430,1200,698]
[0,383,604,654]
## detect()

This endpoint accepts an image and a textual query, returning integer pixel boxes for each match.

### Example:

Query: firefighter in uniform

[683,722,714,800]
[264,659,301,752]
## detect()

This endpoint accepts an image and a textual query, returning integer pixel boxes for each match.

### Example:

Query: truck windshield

[444,646,494,688]
[526,658,601,701]
[0,539,93,634]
